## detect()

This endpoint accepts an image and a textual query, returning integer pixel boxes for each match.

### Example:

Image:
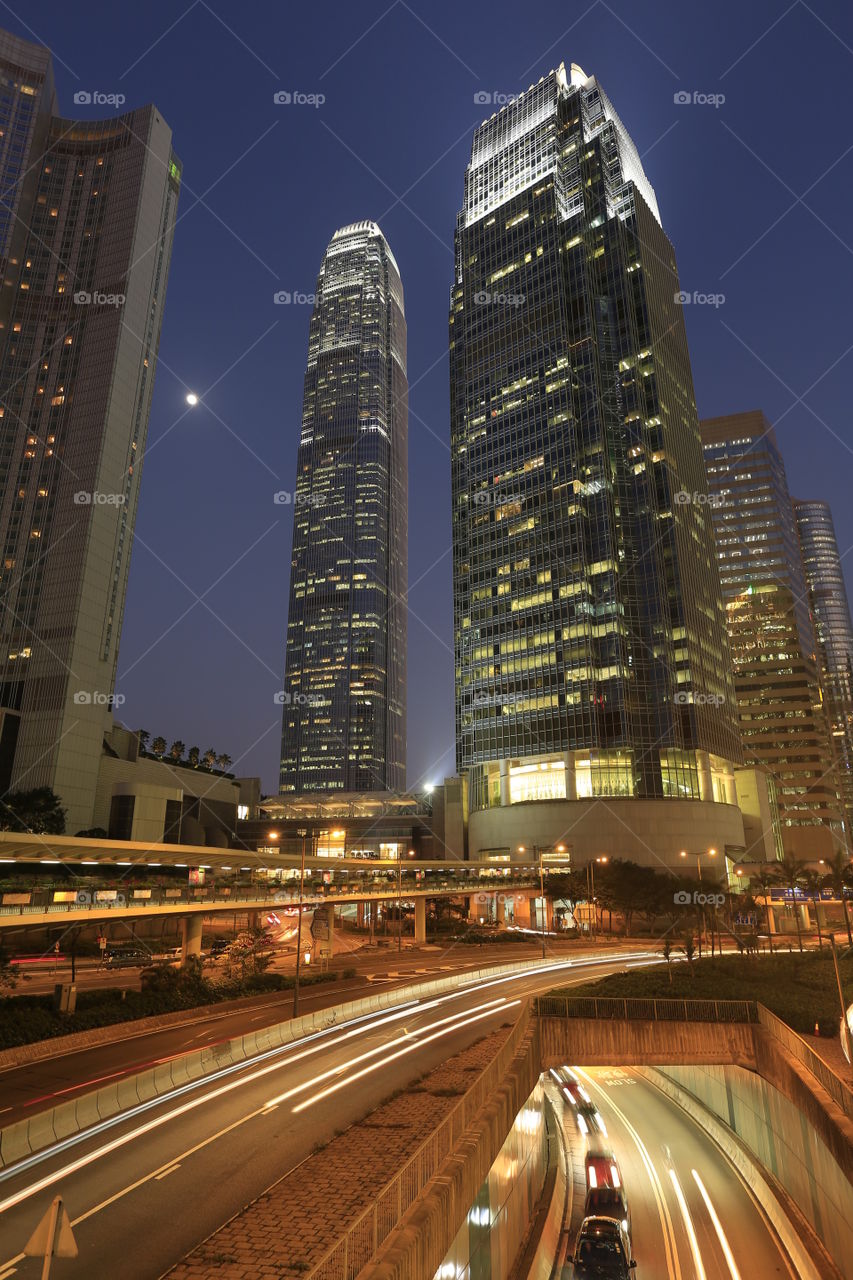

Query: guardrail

[756,1004,853,1123]
[535,995,758,1023]
[0,952,586,1170]
[307,1002,535,1280]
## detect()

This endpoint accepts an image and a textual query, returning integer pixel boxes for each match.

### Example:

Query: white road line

[577,1069,682,1280]
[669,1168,707,1280]
[692,1170,741,1280]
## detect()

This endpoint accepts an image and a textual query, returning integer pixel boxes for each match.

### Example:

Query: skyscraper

[794,498,853,839]
[0,31,180,833]
[702,412,846,858]
[450,63,744,868]
[279,222,407,795]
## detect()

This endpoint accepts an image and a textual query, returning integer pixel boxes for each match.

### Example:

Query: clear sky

[10,0,853,794]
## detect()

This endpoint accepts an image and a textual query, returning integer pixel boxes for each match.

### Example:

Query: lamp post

[680,848,717,954]
[292,828,308,1018]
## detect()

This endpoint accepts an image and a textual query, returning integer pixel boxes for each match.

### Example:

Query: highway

[0,952,654,1279]
[559,1066,797,1279]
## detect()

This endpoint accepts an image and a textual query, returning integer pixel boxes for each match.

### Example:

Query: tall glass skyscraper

[702,413,846,858]
[280,221,407,795]
[794,498,853,839]
[450,64,743,867]
[0,31,179,832]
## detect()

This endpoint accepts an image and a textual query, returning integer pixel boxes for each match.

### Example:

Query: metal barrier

[756,1004,853,1123]
[307,1003,535,1280]
[534,995,758,1023]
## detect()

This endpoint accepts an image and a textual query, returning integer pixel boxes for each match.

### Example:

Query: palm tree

[202,748,217,771]
[774,855,806,952]
[187,746,200,768]
[821,850,853,947]
[137,729,150,752]
[151,736,167,757]
[749,865,778,954]
[801,869,825,949]
[168,740,186,763]
[217,753,232,773]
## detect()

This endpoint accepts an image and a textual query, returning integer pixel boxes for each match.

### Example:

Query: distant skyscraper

[280,222,407,794]
[794,498,853,839]
[702,412,846,858]
[0,31,180,832]
[450,63,744,868]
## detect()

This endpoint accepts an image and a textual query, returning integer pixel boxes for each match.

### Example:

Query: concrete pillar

[697,750,713,802]
[414,897,427,944]
[765,903,778,934]
[496,895,506,926]
[499,760,510,807]
[514,895,532,928]
[248,909,260,930]
[181,915,203,964]
[468,894,482,922]
[563,751,577,801]
[799,903,811,930]
[357,901,365,928]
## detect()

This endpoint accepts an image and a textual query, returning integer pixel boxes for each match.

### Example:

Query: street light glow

[185,392,199,406]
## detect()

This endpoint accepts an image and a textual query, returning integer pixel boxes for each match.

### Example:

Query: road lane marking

[669,1169,707,1280]
[692,1170,741,1280]
[577,1069,682,1280]
[155,1164,181,1181]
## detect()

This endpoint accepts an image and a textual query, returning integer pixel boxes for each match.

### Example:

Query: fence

[756,1003,853,1124]
[535,995,758,1023]
[307,1003,535,1280]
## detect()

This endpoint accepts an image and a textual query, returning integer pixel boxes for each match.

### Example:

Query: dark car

[208,938,230,957]
[103,947,149,968]
[583,1185,632,1247]
[572,1217,635,1278]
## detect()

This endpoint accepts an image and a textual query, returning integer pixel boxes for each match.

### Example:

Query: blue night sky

[11,0,853,794]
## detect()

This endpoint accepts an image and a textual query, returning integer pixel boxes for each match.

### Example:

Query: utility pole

[538,847,546,959]
[292,828,308,1018]
[397,857,402,954]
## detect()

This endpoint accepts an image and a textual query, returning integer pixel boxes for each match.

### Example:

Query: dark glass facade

[280,221,407,794]
[450,64,740,813]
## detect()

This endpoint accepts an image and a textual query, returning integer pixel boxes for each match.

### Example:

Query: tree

[660,934,675,983]
[137,730,150,752]
[202,748,217,771]
[682,933,697,974]
[801,870,825,949]
[749,864,778,954]
[0,942,17,994]
[222,927,274,981]
[821,850,853,947]
[75,826,108,839]
[151,736,167,757]
[0,787,66,834]
[187,746,200,768]
[217,753,232,773]
[168,740,186,763]
[774,855,806,952]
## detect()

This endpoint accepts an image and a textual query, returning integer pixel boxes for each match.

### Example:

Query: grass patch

[552,950,853,1037]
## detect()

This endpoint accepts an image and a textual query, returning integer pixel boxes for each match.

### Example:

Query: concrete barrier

[0,953,605,1170]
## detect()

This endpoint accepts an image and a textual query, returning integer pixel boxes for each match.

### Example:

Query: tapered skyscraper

[451,64,746,867]
[280,222,407,794]
[0,31,179,832]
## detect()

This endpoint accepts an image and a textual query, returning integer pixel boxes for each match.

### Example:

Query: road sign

[25,1195,77,1278]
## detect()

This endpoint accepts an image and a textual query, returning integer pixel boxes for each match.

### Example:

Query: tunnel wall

[654,1062,853,1277]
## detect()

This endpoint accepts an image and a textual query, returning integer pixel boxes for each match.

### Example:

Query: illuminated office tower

[702,413,846,858]
[451,63,744,868]
[794,498,853,839]
[280,222,407,794]
[0,31,180,831]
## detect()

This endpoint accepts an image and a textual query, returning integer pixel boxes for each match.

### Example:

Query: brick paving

[166,1025,512,1280]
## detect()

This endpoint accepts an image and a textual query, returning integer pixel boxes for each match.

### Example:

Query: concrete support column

[357,902,365,928]
[181,914,203,964]
[765,903,778,934]
[499,760,510,807]
[414,897,427,944]
[248,909,260,930]
[564,751,577,801]
[697,750,713,802]
[468,894,482,922]
[799,903,811,930]
[496,895,506,926]
[514,894,532,928]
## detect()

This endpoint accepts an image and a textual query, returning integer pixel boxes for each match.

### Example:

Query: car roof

[578,1216,623,1235]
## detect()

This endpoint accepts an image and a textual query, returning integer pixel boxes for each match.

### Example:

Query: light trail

[692,1169,742,1280]
[669,1168,707,1280]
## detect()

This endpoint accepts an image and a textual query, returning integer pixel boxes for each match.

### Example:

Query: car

[583,1185,632,1247]
[572,1216,636,1277]
[208,938,230,957]
[103,948,149,968]
[550,1068,608,1137]
[585,1152,623,1191]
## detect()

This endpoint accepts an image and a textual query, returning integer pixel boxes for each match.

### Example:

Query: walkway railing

[535,995,758,1023]
[756,1004,853,1123]
[307,1003,535,1280]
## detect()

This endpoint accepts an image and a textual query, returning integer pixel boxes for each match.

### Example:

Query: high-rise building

[0,31,180,833]
[702,412,846,858]
[450,63,745,869]
[279,221,407,794]
[794,498,853,838]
